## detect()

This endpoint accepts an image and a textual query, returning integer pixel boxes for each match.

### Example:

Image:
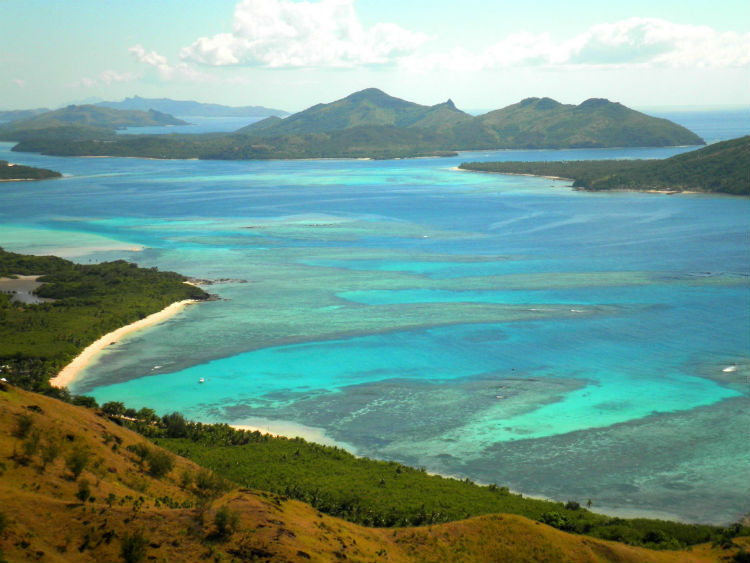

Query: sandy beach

[50,299,198,389]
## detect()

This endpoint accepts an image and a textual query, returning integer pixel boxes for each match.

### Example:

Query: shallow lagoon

[1,128,748,524]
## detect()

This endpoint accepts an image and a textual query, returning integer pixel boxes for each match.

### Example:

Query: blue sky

[1,0,748,111]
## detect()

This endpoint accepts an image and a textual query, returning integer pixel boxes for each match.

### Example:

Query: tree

[101,401,126,416]
[163,412,188,438]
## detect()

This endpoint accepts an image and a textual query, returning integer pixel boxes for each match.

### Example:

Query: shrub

[146,449,174,478]
[65,446,89,478]
[101,401,125,416]
[76,478,91,502]
[120,529,148,563]
[72,395,98,408]
[13,413,34,438]
[214,505,240,538]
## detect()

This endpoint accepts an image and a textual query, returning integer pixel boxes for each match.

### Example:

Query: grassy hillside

[459,136,750,195]
[2,384,746,563]
[0,248,209,395]
[127,417,744,550]
[0,160,61,181]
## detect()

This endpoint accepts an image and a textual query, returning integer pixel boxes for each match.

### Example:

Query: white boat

[199,377,205,384]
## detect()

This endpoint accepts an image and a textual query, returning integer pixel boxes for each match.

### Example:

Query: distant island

[459,136,750,196]
[2,89,705,160]
[96,95,288,118]
[0,160,61,181]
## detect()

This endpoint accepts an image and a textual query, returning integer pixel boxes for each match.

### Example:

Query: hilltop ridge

[3,88,705,160]
[1,384,743,563]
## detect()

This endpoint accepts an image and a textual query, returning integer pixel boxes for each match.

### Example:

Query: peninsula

[459,136,750,196]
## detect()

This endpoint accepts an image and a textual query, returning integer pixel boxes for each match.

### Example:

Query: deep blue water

[0,110,748,524]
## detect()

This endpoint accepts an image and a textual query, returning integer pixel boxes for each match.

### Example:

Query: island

[1,89,705,161]
[459,136,750,196]
[0,159,61,181]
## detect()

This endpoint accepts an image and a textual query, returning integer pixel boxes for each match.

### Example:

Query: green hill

[4,90,706,160]
[458,97,704,149]
[0,105,187,140]
[459,136,750,195]
[237,88,472,136]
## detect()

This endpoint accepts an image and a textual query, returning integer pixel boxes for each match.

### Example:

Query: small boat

[199,377,205,384]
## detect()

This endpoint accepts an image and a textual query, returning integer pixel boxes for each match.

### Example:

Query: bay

[0,110,748,524]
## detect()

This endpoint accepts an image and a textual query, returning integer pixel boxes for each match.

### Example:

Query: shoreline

[50,299,199,389]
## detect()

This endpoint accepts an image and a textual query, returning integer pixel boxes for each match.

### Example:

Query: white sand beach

[50,299,198,389]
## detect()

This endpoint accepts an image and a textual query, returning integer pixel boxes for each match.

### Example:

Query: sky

[1,0,749,112]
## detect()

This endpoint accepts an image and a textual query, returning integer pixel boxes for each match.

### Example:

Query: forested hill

[240,90,704,149]
[0,105,187,140]
[237,87,472,136]
[3,90,706,160]
[464,97,704,149]
[459,136,750,195]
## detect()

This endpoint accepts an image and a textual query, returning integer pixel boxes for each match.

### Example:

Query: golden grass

[0,384,743,563]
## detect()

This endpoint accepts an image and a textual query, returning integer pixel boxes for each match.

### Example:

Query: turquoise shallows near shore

[0,115,748,525]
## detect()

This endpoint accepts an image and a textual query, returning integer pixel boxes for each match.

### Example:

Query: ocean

[0,109,748,524]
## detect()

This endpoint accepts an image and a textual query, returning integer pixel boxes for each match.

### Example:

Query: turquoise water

[0,115,748,524]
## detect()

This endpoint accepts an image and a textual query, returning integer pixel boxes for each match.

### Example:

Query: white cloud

[180,0,430,68]
[12,78,26,88]
[72,70,139,89]
[403,18,750,73]
[129,44,209,81]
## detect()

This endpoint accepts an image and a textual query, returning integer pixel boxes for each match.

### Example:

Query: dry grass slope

[0,384,744,563]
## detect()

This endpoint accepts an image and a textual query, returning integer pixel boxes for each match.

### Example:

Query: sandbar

[50,299,198,389]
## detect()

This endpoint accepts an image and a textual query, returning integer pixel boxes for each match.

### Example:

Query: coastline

[50,299,198,389]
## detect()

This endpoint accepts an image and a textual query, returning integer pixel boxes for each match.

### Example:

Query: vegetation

[0,159,61,181]
[0,248,209,395]
[120,414,747,550]
[4,89,704,160]
[460,136,750,195]
[2,368,746,563]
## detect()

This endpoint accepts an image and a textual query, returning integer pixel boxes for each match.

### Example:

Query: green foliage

[120,529,149,563]
[122,415,733,548]
[72,395,98,408]
[0,248,209,395]
[102,401,126,416]
[459,136,750,195]
[145,449,174,478]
